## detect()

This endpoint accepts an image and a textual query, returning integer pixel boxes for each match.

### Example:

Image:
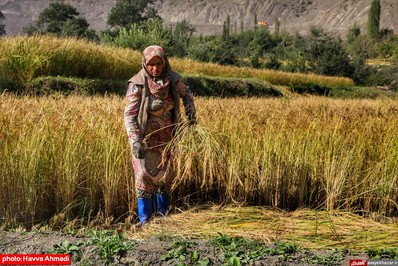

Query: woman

[124,45,196,225]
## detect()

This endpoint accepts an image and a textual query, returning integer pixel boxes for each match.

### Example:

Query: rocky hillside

[1,0,397,37]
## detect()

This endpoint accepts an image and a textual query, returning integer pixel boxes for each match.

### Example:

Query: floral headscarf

[142,45,172,81]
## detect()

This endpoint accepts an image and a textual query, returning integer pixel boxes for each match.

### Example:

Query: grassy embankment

[0,35,355,96]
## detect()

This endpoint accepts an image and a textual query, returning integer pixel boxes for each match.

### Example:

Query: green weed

[47,239,84,262]
[88,230,133,263]
[212,233,300,265]
[300,249,345,265]
[366,247,398,260]
[160,240,210,266]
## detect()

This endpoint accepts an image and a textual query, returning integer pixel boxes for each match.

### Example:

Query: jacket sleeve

[124,82,142,146]
[175,79,196,124]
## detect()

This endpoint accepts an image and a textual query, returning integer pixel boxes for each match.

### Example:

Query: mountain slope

[1,0,397,37]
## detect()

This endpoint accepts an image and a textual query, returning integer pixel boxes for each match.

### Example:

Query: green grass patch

[1,75,285,98]
[183,75,284,97]
[366,247,398,260]
[47,240,84,263]
[0,77,22,93]
[25,76,126,96]
[327,85,398,99]
[290,82,398,99]
[3,74,395,99]
[88,230,133,263]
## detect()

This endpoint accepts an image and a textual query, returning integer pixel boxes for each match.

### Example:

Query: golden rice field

[1,93,397,228]
[0,35,354,87]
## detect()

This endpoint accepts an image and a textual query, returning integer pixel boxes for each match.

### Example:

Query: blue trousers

[137,193,169,225]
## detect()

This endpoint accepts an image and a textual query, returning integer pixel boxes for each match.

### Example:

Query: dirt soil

[0,229,363,266]
[0,230,187,266]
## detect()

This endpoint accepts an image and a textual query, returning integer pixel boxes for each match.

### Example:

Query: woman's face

[146,56,164,77]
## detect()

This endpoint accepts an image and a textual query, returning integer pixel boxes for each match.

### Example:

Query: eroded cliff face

[0,0,114,35]
[154,0,397,37]
[1,0,397,37]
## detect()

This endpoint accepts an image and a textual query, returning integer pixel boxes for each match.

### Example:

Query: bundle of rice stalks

[164,123,229,202]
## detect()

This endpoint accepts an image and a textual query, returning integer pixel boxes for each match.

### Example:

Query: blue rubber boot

[155,193,169,216]
[137,198,153,225]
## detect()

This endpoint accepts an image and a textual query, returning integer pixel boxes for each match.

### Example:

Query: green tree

[241,27,277,64]
[347,23,361,44]
[205,37,238,66]
[348,35,372,84]
[378,40,395,62]
[0,10,5,36]
[187,36,211,62]
[62,17,99,42]
[61,17,89,36]
[276,32,306,73]
[23,2,98,41]
[304,27,354,77]
[222,15,231,41]
[107,0,159,28]
[274,18,280,36]
[171,19,196,57]
[36,2,79,33]
[110,18,171,51]
[264,55,281,70]
[248,40,262,68]
[379,28,394,40]
[233,30,254,59]
[368,0,380,39]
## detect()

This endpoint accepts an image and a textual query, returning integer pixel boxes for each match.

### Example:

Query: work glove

[132,141,145,159]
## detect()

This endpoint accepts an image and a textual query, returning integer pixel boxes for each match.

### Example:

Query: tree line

[0,0,397,87]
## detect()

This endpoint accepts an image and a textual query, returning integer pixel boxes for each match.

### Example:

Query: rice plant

[0,36,354,87]
[1,94,397,228]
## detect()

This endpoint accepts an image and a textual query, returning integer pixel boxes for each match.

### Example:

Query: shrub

[304,27,354,78]
[25,76,126,95]
[182,75,284,97]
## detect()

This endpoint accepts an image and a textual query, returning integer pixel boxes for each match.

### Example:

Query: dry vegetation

[0,35,354,88]
[1,94,398,230]
[132,206,398,251]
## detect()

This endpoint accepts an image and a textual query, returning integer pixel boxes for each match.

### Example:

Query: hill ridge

[0,0,397,37]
